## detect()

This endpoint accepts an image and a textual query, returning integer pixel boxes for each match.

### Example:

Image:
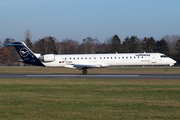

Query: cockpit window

[161,55,168,58]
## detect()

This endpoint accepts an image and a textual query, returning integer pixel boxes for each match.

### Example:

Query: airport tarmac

[0,74,180,79]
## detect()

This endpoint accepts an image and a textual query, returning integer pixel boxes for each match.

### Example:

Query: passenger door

[151,56,157,63]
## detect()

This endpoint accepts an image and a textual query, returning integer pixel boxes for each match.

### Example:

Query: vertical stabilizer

[6,42,45,66]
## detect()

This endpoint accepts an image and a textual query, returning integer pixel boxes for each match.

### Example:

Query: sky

[1,0,180,43]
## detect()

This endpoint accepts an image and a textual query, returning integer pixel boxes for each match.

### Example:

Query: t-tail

[6,42,45,66]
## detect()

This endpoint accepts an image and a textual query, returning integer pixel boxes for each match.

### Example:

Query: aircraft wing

[72,64,102,69]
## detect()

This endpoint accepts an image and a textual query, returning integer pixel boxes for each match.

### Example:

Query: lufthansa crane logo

[20,48,29,57]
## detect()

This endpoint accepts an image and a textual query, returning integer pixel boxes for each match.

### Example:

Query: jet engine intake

[39,54,55,62]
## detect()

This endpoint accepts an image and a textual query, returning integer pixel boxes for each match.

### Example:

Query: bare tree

[24,29,33,49]
[24,29,32,40]
[0,47,10,65]
[79,37,101,54]
[56,42,62,54]
[33,36,58,55]
[0,39,2,48]
[163,34,180,55]
[59,39,79,54]
[2,38,20,65]
[102,38,112,53]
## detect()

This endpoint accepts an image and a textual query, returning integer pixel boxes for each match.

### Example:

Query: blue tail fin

[6,42,45,66]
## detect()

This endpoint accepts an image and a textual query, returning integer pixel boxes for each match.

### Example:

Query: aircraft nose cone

[169,59,176,66]
[171,59,176,64]
[173,60,177,64]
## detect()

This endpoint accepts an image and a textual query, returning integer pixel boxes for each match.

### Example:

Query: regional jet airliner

[6,42,176,74]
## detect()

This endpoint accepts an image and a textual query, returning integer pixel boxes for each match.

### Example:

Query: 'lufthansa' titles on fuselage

[135,54,150,56]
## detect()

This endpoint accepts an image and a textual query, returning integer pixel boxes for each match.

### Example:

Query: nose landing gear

[82,69,87,74]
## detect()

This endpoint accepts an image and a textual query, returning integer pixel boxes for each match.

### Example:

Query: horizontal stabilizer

[6,42,24,46]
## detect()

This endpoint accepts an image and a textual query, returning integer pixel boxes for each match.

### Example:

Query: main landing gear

[82,69,87,74]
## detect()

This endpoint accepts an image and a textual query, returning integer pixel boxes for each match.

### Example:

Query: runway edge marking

[26,75,140,77]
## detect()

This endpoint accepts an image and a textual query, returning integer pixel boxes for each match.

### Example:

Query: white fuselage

[41,53,176,68]
[6,42,176,73]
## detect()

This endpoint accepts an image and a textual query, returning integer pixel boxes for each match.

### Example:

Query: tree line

[0,33,180,66]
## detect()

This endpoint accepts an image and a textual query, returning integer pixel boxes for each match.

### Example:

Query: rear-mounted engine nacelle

[39,54,55,62]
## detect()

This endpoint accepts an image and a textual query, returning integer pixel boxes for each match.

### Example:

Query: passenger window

[111,57,112,59]
[126,57,128,59]
[74,58,75,60]
[89,57,91,59]
[115,57,116,59]
[81,57,83,60]
[100,57,102,59]
[119,57,120,59]
[107,57,109,59]
[85,57,87,59]
[94,57,96,59]
[122,57,124,59]
[65,58,67,60]
[104,57,105,59]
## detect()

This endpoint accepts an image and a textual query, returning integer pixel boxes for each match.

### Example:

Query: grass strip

[0,67,180,74]
[0,79,180,120]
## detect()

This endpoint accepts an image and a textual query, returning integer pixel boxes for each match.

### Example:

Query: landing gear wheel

[82,69,87,74]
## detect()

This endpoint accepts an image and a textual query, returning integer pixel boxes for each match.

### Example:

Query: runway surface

[0,74,180,79]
